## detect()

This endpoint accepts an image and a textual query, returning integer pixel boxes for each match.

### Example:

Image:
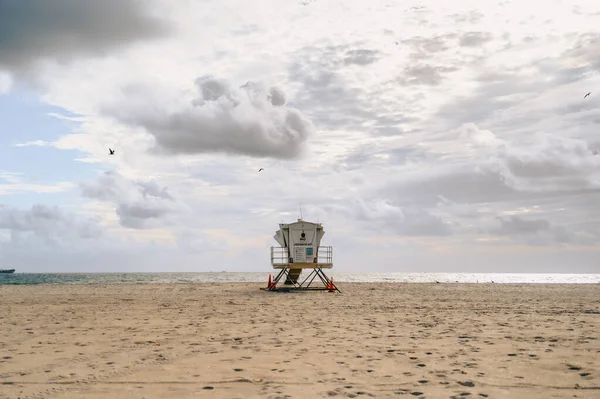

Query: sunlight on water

[1,272,599,285]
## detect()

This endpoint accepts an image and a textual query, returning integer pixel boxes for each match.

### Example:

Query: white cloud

[46,112,87,122]
[3,0,600,272]
[0,171,75,195]
[0,72,11,95]
[13,140,53,148]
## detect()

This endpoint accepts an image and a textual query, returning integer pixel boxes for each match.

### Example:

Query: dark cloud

[104,76,314,159]
[116,203,169,229]
[0,204,102,241]
[296,200,453,237]
[372,122,600,246]
[504,137,598,181]
[492,216,550,235]
[382,167,521,207]
[135,180,174,201]
[380,123,600,208]
[501,134,600,193]
[80,171,179,229]
[489,215,599,246]
[0,0,169,75]
[268,87,286,106]
[350,200,453,236]
[388,208,452,236]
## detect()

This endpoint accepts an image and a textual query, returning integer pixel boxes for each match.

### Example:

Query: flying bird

[258,168,264,172]
[584,92,591,99]
[109,148,115,155]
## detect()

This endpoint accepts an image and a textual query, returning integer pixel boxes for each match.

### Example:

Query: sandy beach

[0,282,598,399]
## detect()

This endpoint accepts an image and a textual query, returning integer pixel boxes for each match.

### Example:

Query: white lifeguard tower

[265,218,340,292]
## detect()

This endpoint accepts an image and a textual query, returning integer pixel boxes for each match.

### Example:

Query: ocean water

[1,272,599,285]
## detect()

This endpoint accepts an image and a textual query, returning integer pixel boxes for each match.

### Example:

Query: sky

[1,0,600,273]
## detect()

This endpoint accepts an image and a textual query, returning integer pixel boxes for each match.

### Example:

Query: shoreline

[3,271,600,287]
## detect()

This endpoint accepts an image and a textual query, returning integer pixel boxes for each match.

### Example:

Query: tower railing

[270,246,288,266]
[317,246,333,264]
[270,246,333,266]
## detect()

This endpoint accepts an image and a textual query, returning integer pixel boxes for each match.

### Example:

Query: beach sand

[1,282,599,399]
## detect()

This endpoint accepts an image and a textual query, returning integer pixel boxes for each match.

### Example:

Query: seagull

[109,148,115,155]
[258,168,264,172]
[584,92,591,99]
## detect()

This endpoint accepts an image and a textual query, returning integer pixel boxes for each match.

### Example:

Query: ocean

[1,272,599,285]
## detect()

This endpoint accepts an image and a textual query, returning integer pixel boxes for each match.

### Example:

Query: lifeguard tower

[265,218,340,292]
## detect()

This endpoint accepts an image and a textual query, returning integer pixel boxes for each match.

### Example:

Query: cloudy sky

[1,0,600,273]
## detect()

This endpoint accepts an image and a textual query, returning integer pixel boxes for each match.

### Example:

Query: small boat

[0,269,15,274]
